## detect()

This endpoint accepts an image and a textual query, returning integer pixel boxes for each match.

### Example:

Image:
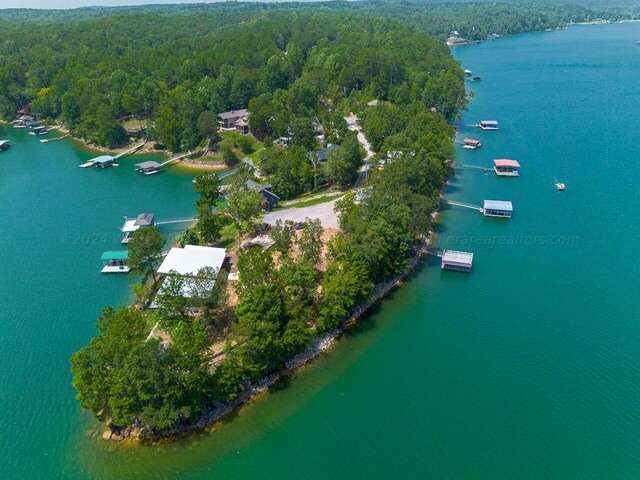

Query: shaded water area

[2,22,640,479]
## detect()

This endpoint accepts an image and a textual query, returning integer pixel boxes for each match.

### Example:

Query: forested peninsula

[1,2,634,441]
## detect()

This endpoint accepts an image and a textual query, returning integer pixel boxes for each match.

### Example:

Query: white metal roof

[121,219,138,233]
[157,245,226,276]
[483,200,513,211]
[0,140,9,147]
[442,250,474,265]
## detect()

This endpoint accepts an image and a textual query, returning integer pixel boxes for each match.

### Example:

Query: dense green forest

[1,2,638,149]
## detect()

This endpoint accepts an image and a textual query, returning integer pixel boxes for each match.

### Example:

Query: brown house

[218,109,249,133]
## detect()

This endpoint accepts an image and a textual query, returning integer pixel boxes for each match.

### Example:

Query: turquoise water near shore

[2,22,640,479]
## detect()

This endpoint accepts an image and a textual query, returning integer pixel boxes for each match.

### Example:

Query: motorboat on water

[554,178,566,191]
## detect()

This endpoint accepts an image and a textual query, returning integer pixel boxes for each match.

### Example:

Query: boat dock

[120,213,155,243]
[478,120,499,130]
[101,251,130,273]
[80,141,146,168]
[134,152,191,175]
[493,159,520,176]
[442,198,484,212]
[0,140,9,151]
[134,161,164,175]
[428,248,474,273]
[40,134,69,143]
[483,200,513,218]
[442,198,513,218]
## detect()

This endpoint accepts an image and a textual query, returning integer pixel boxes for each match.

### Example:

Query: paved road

[263,115,373,229]
[263,199,340,229]
[345,114,374,187]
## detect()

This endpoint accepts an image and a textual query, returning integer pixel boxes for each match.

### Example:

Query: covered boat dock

[101,251,130,273]
[462,138,481,149]
[121,213,155,243]
[441,250,474,272]
[0,140,9,151]
[134,161,163,175]
[483,200,513,218]
[493,159,520,176]
[93,155,117,168]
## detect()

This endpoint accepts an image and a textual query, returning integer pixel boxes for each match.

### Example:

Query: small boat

[554,178,566,191]
[469,76,482,82]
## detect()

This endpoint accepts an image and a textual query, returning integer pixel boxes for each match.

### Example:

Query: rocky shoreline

[104,208,440,443]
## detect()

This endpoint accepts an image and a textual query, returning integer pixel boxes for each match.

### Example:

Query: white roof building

[158,245,226,276]
[156,245,227,299]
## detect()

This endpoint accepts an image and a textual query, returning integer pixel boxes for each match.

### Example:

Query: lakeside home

[245,179,280,210]
[315,143,339,161]
[217,109,249,133]
[156,245,227,298]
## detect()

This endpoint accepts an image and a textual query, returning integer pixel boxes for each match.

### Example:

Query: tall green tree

[127,226,165,283]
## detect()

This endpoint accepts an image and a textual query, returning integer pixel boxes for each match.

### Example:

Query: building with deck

[441,250,474,272]
[493,159,520,176]
[483,200,513,218]
[218,109,249,132]
[121,213,155,243]
[101,251,130,273]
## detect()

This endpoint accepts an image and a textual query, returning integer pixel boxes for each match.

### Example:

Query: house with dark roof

[245,180,280,210]
[218,109,249,132]
[315,143,339,162]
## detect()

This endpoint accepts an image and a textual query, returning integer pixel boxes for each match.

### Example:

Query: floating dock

[493,159,520,176]
[121,213,155,243]
[101,251,130,273]
[478,120,499,130]
[134,161,164,175]
[441,250,474,272]
[79,155,117,168]
[483,200,513,218]
[442,198,513,218]
[462,138,482,149]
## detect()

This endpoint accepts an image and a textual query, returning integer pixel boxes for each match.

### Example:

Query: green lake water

[2,23,640,479]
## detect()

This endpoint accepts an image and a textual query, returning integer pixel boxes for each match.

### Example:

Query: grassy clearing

[272,193,343,211]
[219,223,239,250]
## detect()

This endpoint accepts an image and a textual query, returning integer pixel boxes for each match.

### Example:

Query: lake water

[2,22,640,479]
